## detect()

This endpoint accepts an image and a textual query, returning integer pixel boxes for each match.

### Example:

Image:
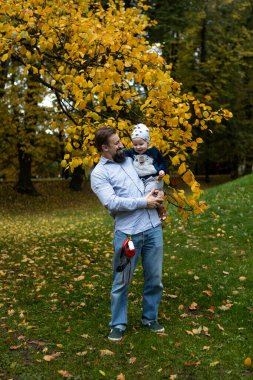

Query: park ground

[0,174,253,379]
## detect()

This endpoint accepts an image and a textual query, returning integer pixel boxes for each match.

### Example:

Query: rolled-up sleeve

[91,171,147,213]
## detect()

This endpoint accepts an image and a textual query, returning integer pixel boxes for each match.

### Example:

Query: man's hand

[146,189,164,209]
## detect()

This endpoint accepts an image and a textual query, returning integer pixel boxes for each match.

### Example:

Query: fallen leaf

[58,370,73,378]
[239,276,247,281]
[184,361,201,367]
[202,326,211,336]
[192,326,202,335]
[76,351,88,356]
[218,303,233,311]
[43,352,62,361]
[9,345,22,350]
[202,290,213,297]
[210,361,220,367]
[129,357,137,364]
[188,302,198,310]
[117,374,126,380]
[170,375,178,380]
[100,349,114,356]
[99,370,106,376]
[217,324,224,331]
[74,275,85,281]
[27,340,46,347]
[244,357,252,366]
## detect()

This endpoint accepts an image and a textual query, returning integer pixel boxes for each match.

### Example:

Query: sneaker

[145,321,165,333]
[108,328,123,341]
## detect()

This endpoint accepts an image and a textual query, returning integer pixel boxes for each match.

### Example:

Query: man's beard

[113,149,126,163]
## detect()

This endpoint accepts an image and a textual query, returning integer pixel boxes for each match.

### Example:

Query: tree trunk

[0,61,9,98]
[14,73,39,195]
[69,166,85,191]
[15,146,38,195]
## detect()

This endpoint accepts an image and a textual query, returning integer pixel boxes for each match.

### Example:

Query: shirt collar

[101,155,114,165]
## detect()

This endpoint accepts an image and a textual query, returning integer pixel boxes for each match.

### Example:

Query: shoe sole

[108,336,122,341]
[151,328,165,333]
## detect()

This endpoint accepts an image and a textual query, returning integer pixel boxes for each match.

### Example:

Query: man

[90,126,164,341]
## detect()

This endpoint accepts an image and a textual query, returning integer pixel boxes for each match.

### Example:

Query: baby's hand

[158,170,165,179]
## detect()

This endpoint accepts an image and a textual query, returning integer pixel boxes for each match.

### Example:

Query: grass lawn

[0,175,253,379]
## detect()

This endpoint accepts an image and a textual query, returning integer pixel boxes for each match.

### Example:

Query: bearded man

[91,127,164,341]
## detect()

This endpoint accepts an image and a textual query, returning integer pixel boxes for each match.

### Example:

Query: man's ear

[101,144,109,152]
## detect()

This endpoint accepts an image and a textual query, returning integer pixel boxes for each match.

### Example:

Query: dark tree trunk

[14,73,39,195]
[204,155,210,183]
[230,155,239,179]
[15,146,38,195]
[69,166,85,191]
[0,61,9,98]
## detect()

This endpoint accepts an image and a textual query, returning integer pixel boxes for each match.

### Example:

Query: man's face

[103,134,125,162]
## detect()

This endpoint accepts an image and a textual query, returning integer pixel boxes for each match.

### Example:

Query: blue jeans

[110,225,163,330]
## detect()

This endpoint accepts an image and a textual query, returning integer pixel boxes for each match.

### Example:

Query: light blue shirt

[90,156,161,235]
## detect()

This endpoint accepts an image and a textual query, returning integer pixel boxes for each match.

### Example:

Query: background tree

[147,0,253,178]
[0,62,63,192]
[0,0,232,217]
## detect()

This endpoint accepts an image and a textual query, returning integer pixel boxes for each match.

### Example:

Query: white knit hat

[131,123,150,143]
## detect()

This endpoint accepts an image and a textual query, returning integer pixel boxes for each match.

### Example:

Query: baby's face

[132,137,148,154]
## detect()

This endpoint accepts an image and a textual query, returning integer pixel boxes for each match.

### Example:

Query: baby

[124,123,167,221]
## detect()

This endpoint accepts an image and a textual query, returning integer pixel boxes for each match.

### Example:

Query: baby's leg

[143,176,164,194]
[143,177,167,221]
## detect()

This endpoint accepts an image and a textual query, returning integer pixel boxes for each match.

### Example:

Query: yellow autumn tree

[0,0,232,216]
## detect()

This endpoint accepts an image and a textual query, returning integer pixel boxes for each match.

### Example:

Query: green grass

[0,175,253,379]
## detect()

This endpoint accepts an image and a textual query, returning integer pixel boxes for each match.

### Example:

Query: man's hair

[94,127,116,152]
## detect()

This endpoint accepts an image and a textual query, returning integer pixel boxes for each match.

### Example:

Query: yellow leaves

[203,111,210,118]
[163,174,170,185]
[178,163,187,175]
[86,112,101,121]
[171,155,180,166]
[0,0,233,222]
[182,170,195,186]
[1,53,9,62]
[65,142,73,152]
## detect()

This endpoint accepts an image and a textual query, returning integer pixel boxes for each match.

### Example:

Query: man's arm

[91,171,161,213]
